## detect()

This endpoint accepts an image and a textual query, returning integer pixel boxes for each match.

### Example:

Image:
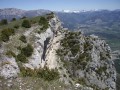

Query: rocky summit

[0,13,116,90]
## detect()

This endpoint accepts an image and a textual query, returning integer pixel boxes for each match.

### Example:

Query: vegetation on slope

[39,16,49,30]
[19,66,59,81]
[56,31,92,86]
[0,13,59,83]
[22,19,31,28]
[0,28,15,42]
[16,44,33,63]
[0,12,54,43]
[0,19,8,25]
[57,11,120,51]
[19,35,27,43]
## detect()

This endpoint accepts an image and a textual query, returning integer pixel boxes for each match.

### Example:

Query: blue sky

[0,0,120,11]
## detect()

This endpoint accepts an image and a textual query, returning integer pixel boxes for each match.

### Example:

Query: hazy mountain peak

[0,8,51,20]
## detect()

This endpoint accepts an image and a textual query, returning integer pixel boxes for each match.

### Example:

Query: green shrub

[39,16,49,30]
[30,20,37,24]
[63,74,67,77]
[84,42,91,51]
[14,24,19,29]
[42,24,49,30]
[0,28,15,42]
[37,26,47,34]
[1,28,15,36]
[19,35,27,43]
[60,32,80,56]
[12,18,16,21]
[46,12,54,20]
[22,19,31,28]
[56,49,63,56]
[96,66,107,75]
[21,16,27,19]
[20,67,59,81]
[39,16,47,25]
[20,67,35,77]
[37,68,59,81]
[0,34,9,42]
[6,50,16,57]
[70,45,80,56]
[90,85,100,90]
[16,44,33,63]
[59,67,62,70]
[73,52,91,70]
[21,44,33,57]
[17,46,22,50]
[0,19,8,25]
[16,53,28,63]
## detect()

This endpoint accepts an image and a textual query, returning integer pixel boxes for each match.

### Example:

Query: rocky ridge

[0,14,116,90]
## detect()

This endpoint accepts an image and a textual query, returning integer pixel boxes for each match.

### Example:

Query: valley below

[57,10,120,90]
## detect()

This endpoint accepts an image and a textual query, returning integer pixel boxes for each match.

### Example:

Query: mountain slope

[57,10,120,51]
[0,8,51,20]
[0,13,116,90]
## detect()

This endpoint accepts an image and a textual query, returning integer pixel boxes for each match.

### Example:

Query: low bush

[21,16,27,19]
[16,44,33,63]
[16,53,28,63]
[6,50,16,57]
[22,19,31,28]
[20,67,59,81]
[84,41,93,51]
[20,67,35,77]
[39,16,47,25]
[39,16,49,30]
[56,49,63,56]
[21,44,33,57]
[19,35,27,43]
[70,45,80,56]
[61,32,80,56]
[0,28,15,42]
[12,18,16,21]
[14,24,19,29]
[0,19,8,25]
[46,12,54,20]
[37,68,59,81]
[96,66,107,75]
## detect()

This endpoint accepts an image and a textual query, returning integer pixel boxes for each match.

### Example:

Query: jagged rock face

[55,31,116,89]
[84,35,116,90]
[0,57,19,79]
[23,16,62,69]
[0,15,62,78]
[0,14,116,90]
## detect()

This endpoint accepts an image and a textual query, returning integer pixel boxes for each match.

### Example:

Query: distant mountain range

[60,9,120,13]
[1,8,120,49]
[57,9,120,29]
[1,8,120,21]
[0,8,51,20]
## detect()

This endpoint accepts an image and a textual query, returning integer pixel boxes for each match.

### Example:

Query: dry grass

[1,61,11,66]
[0,77,80,90]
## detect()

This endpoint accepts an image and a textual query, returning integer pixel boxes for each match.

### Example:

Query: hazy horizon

[0,0,120,11]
